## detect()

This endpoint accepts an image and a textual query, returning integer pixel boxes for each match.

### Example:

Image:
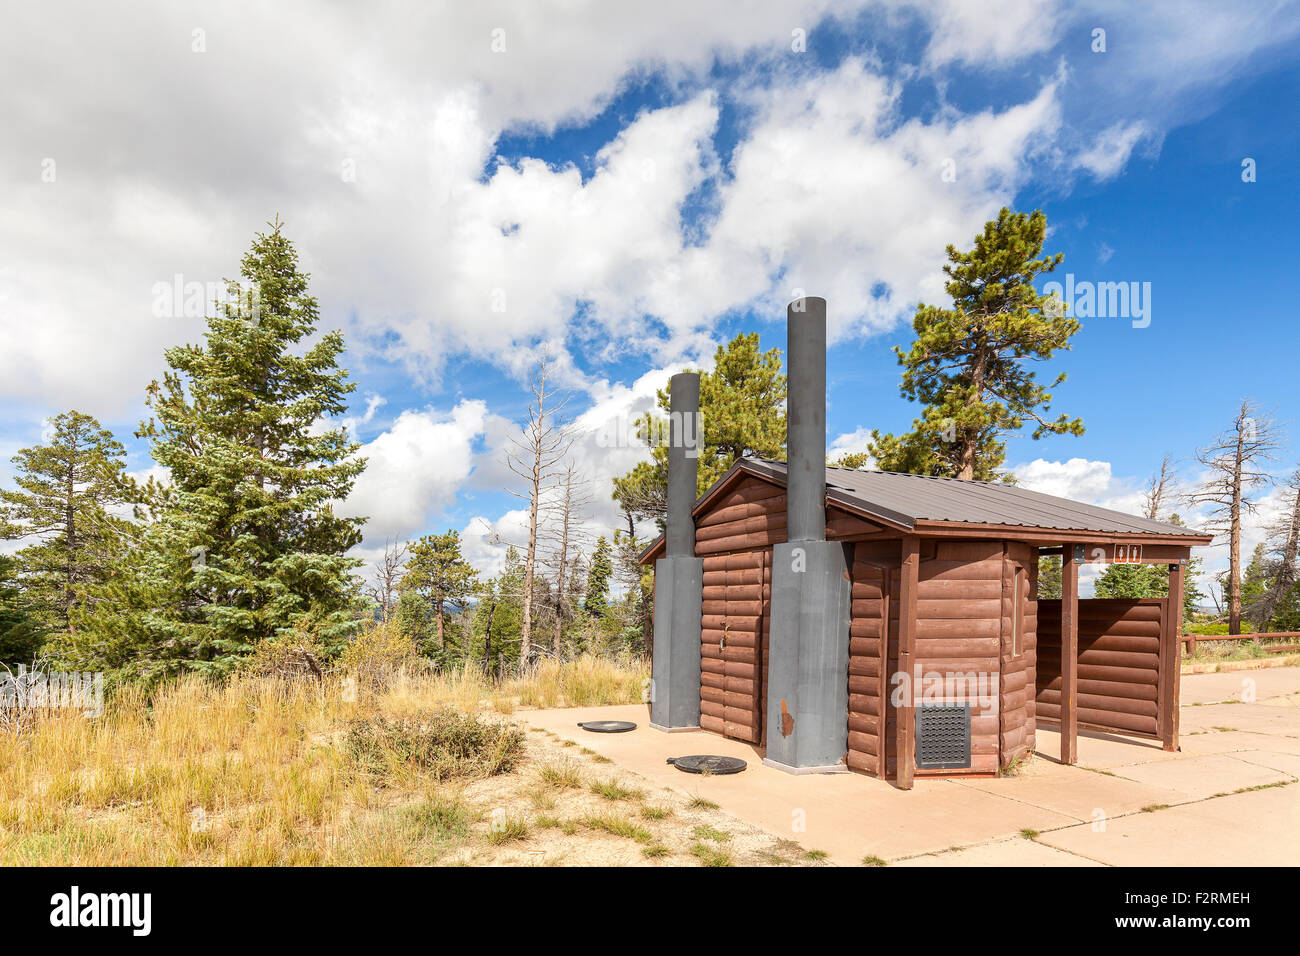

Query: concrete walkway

[517,665,1300,866]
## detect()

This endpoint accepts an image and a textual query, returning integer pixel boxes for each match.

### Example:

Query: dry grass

[508,655,650,710]
[0,660,818,867]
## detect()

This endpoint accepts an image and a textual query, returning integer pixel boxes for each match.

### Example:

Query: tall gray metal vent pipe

[786,298,828,543]
[664,372,699,559]
[650,372,703,732]
[764,297,853,773]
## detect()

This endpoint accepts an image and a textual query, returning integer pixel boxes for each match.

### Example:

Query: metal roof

[741,458,1200,536]
[638,458,1211,564]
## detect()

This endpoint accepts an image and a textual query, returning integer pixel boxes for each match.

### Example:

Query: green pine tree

[613,333,786,523]
[1095,563,1168,599]
[71,221,367,681]
[473,547,526,676]
[584,536,613,619]
[1229,543,1271,630]
[0,554,44,665]
[0,411,137,633]
[1271,582,1300,631]
[1037,554,1062,600]
[1183,554,1206,620]
[869,208,1083,480]
[400,531,479,657]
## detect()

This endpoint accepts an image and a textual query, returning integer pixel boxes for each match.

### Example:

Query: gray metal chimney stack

[786,299,829,542]
[764,297,853,772]
[650,372,703,731]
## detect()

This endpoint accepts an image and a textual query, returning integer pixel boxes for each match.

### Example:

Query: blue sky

[2,1,1298,598]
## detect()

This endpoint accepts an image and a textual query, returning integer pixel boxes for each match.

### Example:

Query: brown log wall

[902,541,1007,775]
[847,541,897,776]
[1000,543,1038,767]
[700,550,768,743]
[1036,598,1164,738]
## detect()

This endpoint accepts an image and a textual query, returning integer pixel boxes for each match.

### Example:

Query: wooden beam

[1060,545,1079,765]
[910,520,1212,547]
[1160,563,1185,752]
[1068,543,1192,566]
[896,535,919,790]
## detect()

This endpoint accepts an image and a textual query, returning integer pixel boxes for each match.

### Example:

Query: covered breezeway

[1035,544,1189,763]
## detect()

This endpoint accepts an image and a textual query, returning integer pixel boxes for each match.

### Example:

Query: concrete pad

[1227,750,1300,776]
[518,704,1076,864]
[1175,729,1300,757]
[1107,753,1290,800]
[1039,785,1300,866]
[514,666,1300,867]
[1034,726,1182,770]
[1180,702,1300,736]
[1180,666,1300,705]
[952,763,1190,821]
[894,837,1103,867]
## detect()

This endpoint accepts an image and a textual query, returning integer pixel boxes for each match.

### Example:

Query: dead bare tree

[506,357,575,665]
[364,539,408,623]
[1186,401,1284,634]
[1142,454,1176,521]
[539,463,593,659]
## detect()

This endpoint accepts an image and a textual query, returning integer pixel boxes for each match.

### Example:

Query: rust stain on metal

[780,699,794,737]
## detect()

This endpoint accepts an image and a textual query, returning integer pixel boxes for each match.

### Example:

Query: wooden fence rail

[1181,632,1300,656]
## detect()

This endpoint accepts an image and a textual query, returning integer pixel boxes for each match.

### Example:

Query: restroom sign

[1113,544,1142,564]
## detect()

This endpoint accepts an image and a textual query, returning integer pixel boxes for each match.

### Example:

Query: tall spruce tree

[401,531,479,655]
[104,220,365,680]
[0,411,136,633]
[613,333,786,524]
[869,208,1083,480]
[584,536,613,619]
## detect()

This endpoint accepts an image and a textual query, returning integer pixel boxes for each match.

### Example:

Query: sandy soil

[442,726,826,867]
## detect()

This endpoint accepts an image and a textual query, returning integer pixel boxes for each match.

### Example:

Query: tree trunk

[64,439,77,632]
[482,600,495,676]
[553,477,572,658]
[520,382,546,666]
[1228,432,1245,635]
[436,601,445,650]
[957,346,986,481]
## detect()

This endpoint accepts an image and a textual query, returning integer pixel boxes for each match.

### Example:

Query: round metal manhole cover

[667,755,747,775]
[577,720,637,733]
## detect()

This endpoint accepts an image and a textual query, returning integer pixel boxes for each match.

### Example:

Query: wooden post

[1161,563,1185,752]
[896,535,919,789]
[1060,545,1079,765]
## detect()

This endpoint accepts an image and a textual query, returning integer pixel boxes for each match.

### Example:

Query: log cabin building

[643,297,1212,788]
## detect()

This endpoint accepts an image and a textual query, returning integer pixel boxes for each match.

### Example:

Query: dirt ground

[442,725,826,866]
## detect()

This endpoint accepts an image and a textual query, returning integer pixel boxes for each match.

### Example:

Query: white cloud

[1014,457,1120,504]
[830,426,875,466]
[341,400,489,540]
[1075,121,1149,180]
[0,4,1076,417]
[921,0,1061,68]
[460,509,533,580]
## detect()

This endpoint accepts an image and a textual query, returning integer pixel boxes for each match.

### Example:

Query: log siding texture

[1036,598,1164,738]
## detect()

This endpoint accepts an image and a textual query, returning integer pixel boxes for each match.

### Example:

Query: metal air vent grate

[915,703,971,770]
